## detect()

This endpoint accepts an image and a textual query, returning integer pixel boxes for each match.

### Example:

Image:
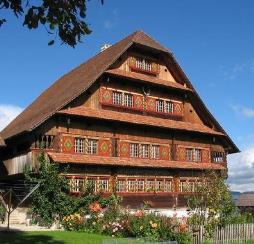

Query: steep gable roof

[0,136,5,147]
[0,31,168,140]
[0,31,239,153]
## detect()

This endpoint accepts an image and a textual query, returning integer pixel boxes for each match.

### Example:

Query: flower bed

[62,196,191,243]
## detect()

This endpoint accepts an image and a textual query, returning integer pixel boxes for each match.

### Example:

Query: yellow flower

[140,226,143,230]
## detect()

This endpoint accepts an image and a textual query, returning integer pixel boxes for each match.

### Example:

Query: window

[87,178,97,192]
[87,139,98,154]
[140,144,149,158]
[165,101,173,114]
[74,138,85,153]
[130,143,139,158]
[98,179,109,192]
[151,145,160,159]
[113,91,122,105]
[186,148,201,162]
[165,180,172,192]
[212,152,224,162]
[123,93,133,107]
[146,180,155,192]
[186,148,193,161]
[69,178,85,193]
[193,149,201,162]
[156,99,164,112]
[127,180,136,192]
[179,181,189,192]
[155,180,164,192]
[136,57,152,71]
[116,180,126,192]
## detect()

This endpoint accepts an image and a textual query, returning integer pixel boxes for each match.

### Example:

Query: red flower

[134,210,144,218]
[89,202,102,213]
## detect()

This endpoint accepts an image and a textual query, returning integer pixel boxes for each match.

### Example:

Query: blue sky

[1,0,254,191]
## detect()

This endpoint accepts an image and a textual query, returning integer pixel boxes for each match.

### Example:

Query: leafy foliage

[25,153,72,226]
[0,0,104,47]
[0,201,6,223]
[187,170,237,239]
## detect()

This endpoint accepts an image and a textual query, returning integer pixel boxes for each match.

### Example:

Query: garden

[1,154,253,244]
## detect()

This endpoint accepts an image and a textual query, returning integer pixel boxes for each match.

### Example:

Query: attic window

[136,57,152,71]
[129,56,159,75]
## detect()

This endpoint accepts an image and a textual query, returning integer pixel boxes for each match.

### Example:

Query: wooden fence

[192,224,254,244]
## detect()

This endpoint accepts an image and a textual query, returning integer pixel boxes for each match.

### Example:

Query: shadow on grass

[0,231,64,244]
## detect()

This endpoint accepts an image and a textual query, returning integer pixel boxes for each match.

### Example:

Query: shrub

[0,202,6,223]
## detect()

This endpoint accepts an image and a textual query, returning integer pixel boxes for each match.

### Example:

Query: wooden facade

[0,31,239,209]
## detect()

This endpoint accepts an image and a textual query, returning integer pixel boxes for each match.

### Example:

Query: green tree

[25,153,72,226]
[187,170,237,239]
[0,0,103,47]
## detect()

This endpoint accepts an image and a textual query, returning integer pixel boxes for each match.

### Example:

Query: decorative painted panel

[177,146,186,161]
[98,139,111,156]
[160,145,170,160]
[62,136,75,153]
[100,87,113,105]
[119,141,130,157]
[146,97,156,112]
[202,149,210,163]
[173,103,183,116]
[133,94,144,110]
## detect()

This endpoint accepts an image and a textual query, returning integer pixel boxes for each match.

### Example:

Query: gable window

[113,91,122,105]
[74,138,85,153]
[136,57,152,72]
[151,145,160,159]
[130,143,139,158]
[87,139,98,154]
[140,144,149,158]
[123,93,133,107]
[165,101,173,114]
[156,99,164,112]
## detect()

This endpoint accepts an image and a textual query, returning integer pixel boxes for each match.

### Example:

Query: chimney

[100,43,112,52]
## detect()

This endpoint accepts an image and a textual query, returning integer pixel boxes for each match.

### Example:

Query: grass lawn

[0,231,253,244]
[0,231,114,244]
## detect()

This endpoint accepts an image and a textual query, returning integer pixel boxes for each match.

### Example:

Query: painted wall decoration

[98,139,111,156]
[100,87,113,104]
[119,141,130,157]
[160,145,170,160]
[62,136,74,153]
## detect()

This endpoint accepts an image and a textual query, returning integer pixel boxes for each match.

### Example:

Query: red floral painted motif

[174,103,182,115]
[100,87,113,104]
[146,97,156,112]
[151,62,160,74]
[98,140,111,156]
[160,145,170,160]
[202,149,210,163]
[119,141,130,157]
[133,94,143,110]
[177,147,186,161]
[62,136,74,153]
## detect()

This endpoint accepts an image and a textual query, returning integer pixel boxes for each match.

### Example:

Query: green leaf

[48,40,55,46]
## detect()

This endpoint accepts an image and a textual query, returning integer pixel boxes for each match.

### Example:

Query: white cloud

[104,20,113,29]
[227,145,254,192]
[231,105,254,118]
[0,104,23,131]
[223,59,254,80]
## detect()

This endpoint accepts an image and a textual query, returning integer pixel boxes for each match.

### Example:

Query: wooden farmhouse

[0,31,239,211]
